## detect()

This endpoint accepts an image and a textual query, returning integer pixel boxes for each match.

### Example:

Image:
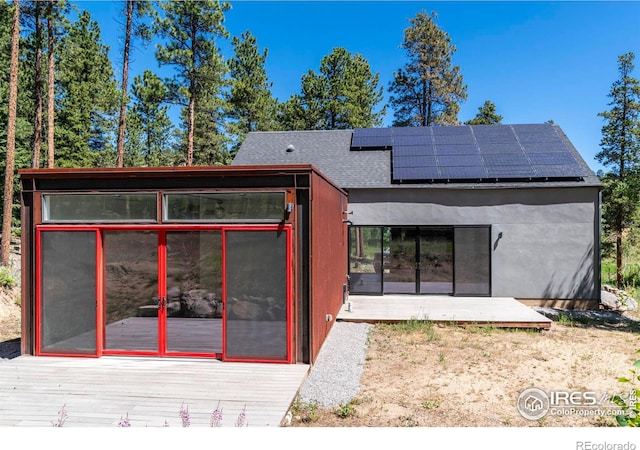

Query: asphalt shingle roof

[232,125,601,190]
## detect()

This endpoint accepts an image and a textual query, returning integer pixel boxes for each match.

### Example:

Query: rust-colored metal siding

[309,171,349,363]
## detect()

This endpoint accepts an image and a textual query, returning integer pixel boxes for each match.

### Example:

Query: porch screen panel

[225,230,288,361]
[454,227,491,296]
[40,231,96,353]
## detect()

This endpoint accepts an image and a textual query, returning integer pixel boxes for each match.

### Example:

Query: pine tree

[226,30,279,151]
[388,10,467,127]
[2,0,20,266]
[126,70,176,166]
[596,52,640,288]
[115,0,152,168]
[465,100,503,125]
[55,10,118,168]
[280,47,385,130]
[155,0,230,166]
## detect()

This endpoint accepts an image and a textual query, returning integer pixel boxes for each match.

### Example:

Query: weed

[0,267,16,290]
[290,396,319,423]
[438,352,445,363]
[117,413,131,427]
[235,405,248,427]
[179,402,191,427]
[422,399,441,410]
[610,349,640,427]
[398,414,419,427]
[557,313,575,327]
[390,318,438,342]
[335,401,356,419]
[210,401,223,427]
[51,404,68,427]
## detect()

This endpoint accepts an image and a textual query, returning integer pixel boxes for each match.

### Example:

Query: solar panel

[478,143,526,154]
[394,155,437,168]
[351,124,588,183]
[527,153,578,165]
[393,145,436,157]
[351,135,393,149]
[440,166,488,179]
[483,154,530,166]
[393,166,440,180]
[393,134,432,145]
[435,144,480,155]
[437,155,484,167]
[486,166,536,178]
[433,134,476,145]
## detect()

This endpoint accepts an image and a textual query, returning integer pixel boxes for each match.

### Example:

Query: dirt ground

[291,315,640,427]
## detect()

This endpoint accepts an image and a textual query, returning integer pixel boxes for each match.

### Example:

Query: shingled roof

[232,124,601,190]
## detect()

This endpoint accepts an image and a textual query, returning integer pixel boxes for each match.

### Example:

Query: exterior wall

[348,186,600,302]
[309,173,349,363]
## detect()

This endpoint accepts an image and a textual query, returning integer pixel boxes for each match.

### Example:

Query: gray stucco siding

[347,186,600,300]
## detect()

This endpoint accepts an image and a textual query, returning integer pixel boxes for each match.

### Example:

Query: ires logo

[516,387,628,421]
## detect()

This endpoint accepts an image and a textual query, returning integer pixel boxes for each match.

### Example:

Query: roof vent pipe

[286,144,295,153]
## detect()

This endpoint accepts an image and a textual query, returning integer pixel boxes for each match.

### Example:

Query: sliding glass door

[348,225,490,296]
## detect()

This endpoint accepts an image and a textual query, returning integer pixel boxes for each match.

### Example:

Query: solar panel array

[350,124,587,183]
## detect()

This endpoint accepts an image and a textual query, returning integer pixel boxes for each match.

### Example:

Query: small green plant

[290,396,319,423]
[610,350,640,427]
[391,317,438,342]
[422,399,441,410]
[438,352,445,363]
[557,313,575,327]
[335,401,356,419]
[0,267,16,289]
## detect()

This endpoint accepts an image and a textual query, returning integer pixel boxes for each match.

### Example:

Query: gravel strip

[297,321,372,408]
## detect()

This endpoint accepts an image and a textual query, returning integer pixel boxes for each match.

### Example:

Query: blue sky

[78,1,640,174]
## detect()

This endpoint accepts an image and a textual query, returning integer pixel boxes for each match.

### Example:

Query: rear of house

[233,124,602,308]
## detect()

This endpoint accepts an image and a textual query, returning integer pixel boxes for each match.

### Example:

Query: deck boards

[338,295,552,328]
[0,356,309,427]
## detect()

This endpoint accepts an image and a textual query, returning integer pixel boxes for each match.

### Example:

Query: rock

[229,297,263,320]
[601,285,638,312]
[167,287,181,302]
[191,299,215,317]
[166,301,181,317]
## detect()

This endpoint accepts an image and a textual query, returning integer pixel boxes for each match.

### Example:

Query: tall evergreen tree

[55,10,118,167]
[280,47,385,130]
[155,0,230,166]
[388,10,467,127]
[465,100,503,125]
[125,70,176,166]
[596,52,640,288]
[2,0,20,266]
[226,30,279,151]
[116,0,152,168]
[22,0,44,168]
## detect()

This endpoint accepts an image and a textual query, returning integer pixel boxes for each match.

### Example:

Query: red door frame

[35,224,293,363]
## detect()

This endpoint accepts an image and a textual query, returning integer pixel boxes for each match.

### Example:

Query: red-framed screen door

[102,229,223,357]
[36,228,101,356]
[222,227,292,363]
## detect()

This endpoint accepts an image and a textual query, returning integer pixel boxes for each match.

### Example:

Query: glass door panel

[39,231,97,354]
[419,227,454,294]
[349,226,383,294]
[454,227,491,296]
[383,227,417,294]
[165,231,222,354]
[224,230,289,362]
[104,231,159,352]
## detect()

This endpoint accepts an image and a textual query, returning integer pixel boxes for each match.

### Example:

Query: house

[232,124,602,308]
[19,165,348,364]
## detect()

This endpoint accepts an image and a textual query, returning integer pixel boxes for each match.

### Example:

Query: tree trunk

[187,88,195,166]
[616,213,624,288]
[31,1,43,168]
[46,0,55,168]
[2,0,21,266]
[116,0,133,168]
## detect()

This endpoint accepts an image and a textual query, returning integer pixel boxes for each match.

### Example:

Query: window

[43,193,157,223]
[163,192,286,222]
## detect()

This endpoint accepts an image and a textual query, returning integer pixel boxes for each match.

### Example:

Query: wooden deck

[338,295,552,329]
[0,356,309,427]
